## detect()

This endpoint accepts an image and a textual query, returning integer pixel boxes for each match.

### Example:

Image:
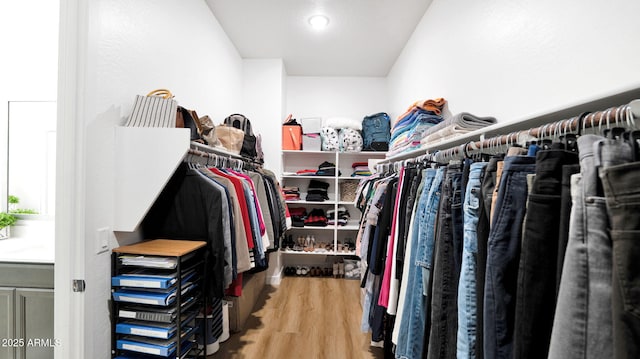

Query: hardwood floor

[209,276,384,359]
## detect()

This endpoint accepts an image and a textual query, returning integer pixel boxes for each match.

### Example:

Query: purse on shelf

[223,114,258,158]
[282,115,302,150]
[124,89,178,128]
[215,125,245,155]
[196,115,223,147]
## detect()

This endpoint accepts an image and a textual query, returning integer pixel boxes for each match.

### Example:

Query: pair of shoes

[296,266,309,276]
[324,267,332,277]
[311,267,323,276]
[284,267,296,276]
[303,235,316,252]
[332,261,344,278]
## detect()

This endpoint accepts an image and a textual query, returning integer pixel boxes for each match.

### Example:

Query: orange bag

[282,119,302,150]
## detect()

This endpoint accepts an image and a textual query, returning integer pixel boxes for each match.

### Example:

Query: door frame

[55,0,87,357]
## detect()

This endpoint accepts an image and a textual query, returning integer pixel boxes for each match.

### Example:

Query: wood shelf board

[112,239,206,256]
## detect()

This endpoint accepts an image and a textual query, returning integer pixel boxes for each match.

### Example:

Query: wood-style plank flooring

[209,277,384,359]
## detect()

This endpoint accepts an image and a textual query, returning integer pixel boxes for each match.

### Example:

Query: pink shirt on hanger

[378,166,405,308]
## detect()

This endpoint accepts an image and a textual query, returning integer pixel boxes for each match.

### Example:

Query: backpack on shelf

[223,113,258,159]
[362,112,391,151]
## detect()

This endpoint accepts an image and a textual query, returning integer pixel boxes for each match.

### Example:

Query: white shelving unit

[281,150,385,265]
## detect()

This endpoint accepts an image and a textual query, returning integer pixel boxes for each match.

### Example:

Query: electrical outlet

[96,227,110,254]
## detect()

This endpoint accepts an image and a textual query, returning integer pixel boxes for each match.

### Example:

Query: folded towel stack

[388,98,447,156]
[420,112,497,145]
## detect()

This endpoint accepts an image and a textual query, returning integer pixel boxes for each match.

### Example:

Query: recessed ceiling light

[308,15,330,30]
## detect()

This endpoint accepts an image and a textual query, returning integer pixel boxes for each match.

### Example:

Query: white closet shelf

[279,249,356,256]
[287,226,338,231]
[385,87,640,162]
[337,224,360,231]
[282,150,329,155]
[337,201,356,205]
[282,175,334,179]
[114,127,191,232]
[286,200,337,205]
[281,149,385,268]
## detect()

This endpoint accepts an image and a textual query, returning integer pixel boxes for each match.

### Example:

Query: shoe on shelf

[296,266,302,276]
[301,266,309,276]
[333,262,339,278]
[338,261,345,278]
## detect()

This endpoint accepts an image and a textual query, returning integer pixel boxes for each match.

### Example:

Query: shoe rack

[280,150,385,271]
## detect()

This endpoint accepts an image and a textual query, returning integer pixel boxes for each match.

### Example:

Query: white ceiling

[206,0,432,77]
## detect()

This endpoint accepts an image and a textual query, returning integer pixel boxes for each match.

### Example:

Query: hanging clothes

[355,121,640,359]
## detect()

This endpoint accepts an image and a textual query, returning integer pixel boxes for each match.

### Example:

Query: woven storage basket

[340,181,359,202]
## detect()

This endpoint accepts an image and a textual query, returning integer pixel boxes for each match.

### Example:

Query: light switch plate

[96,227,110,254]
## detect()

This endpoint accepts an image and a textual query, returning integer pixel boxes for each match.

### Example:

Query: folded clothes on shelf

[420,112,497,145]
[304,208,328,227]
[327,207,351,226]
[288,207,307,227]
[306,179,330,201]
[282,186,301,201]
[295,169,317,175]
[315,161,341,177]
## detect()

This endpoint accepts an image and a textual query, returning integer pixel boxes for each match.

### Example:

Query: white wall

[0,1,59,212]
[387,0,640,123]
[242,59,287,175]
[65,0,244,357]
[287,76,388,122]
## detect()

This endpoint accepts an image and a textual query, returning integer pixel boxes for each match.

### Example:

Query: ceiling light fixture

[308,15,330,30]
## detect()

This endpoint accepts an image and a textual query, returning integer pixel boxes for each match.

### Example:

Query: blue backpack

[362,112,391,151]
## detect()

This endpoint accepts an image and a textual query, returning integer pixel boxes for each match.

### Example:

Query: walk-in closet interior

[3,0,640,358]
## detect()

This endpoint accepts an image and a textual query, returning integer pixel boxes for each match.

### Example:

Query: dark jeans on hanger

[483,155,536,359]
[513,149,578,359]
[427,164,463,359]
[597,139,640,359]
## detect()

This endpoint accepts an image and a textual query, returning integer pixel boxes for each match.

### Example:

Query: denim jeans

[457,162,488,359]
[427,165,463,359]
[556,164,580,293]
[483,155,536,359]
[513,149,578,359]
[549,134,613,359]
[476,156,500,359]
[395,169,439,359]
[596,138,639,359]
